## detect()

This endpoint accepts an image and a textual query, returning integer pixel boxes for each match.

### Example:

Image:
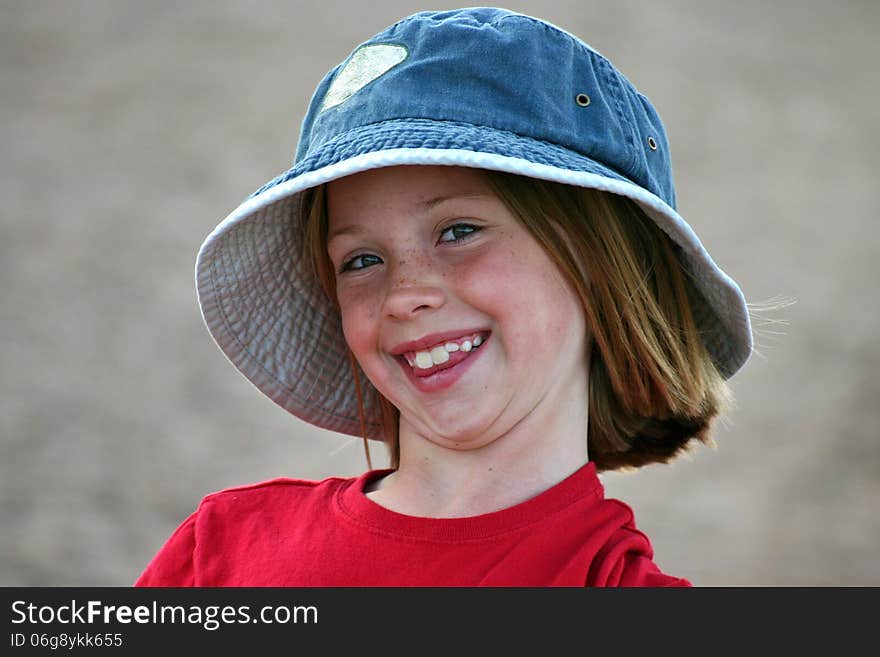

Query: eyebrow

[327,192,492,244]
[416,191,492,211]
[327,224,367,243]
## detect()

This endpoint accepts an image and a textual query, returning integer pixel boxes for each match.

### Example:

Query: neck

[367,368,590,518]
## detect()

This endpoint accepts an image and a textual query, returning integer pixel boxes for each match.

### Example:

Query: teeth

[406,334,486,369]
[430,346,450,365]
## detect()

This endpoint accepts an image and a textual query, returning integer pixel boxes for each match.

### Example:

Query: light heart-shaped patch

[320,43,408,112]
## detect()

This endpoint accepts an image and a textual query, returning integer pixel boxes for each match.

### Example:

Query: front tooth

[461,340,472,352]
[430,346,450,365]
[473,335,483,346]
[444,342,459,352]
[414,351,433,369]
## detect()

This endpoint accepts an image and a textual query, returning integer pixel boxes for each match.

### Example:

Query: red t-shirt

[135,462,690,587]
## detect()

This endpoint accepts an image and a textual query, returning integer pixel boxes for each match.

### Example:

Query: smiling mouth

[397,331,490,378]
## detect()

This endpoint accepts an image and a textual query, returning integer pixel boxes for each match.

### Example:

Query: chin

[421,416,500,450]
[397,395,508,451]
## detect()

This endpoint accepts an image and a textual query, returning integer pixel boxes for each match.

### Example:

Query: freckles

[391,258,407,287]
[390,250,426,287]
[340,297,378,341]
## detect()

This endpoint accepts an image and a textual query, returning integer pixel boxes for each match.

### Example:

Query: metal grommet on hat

[195,7,754,440]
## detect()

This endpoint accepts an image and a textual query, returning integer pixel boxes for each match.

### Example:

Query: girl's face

[326,166,589,451]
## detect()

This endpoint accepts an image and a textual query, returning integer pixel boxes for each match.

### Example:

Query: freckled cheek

[337,289,380,355]
[543,275,587,349]
[458,252,538,337]
[537,266,585,339]
[483,246,549,296]
[452,255,510,308]
[469,250,582,347]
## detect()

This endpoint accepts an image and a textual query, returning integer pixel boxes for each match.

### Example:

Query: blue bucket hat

[195,7,753,440]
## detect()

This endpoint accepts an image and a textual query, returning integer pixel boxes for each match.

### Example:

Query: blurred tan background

[2,0,877,586]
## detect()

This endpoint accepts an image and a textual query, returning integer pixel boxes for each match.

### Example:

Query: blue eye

[439,223,480,243]
[340,253,382,273]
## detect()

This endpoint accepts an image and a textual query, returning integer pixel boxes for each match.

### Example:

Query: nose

[381,258,446,321]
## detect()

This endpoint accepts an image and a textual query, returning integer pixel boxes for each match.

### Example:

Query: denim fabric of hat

[195,7,753,440]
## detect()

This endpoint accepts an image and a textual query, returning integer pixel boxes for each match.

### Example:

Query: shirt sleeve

[587,501,693,587]
[589,541,692,587]
[134,510,198,587]
[616,553,692,587]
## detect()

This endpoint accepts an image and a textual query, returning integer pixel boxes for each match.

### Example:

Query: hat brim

[196,119,752,440]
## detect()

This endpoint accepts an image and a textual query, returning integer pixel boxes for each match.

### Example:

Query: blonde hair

[302,170,733,472]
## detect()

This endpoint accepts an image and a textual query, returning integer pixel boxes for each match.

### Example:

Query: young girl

[136,7,753,587]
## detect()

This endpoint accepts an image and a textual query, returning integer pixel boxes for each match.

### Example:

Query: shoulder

[195,474,354,519]
[201,474,350,502]
[587,498,692,587]
[134,473,361,586]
